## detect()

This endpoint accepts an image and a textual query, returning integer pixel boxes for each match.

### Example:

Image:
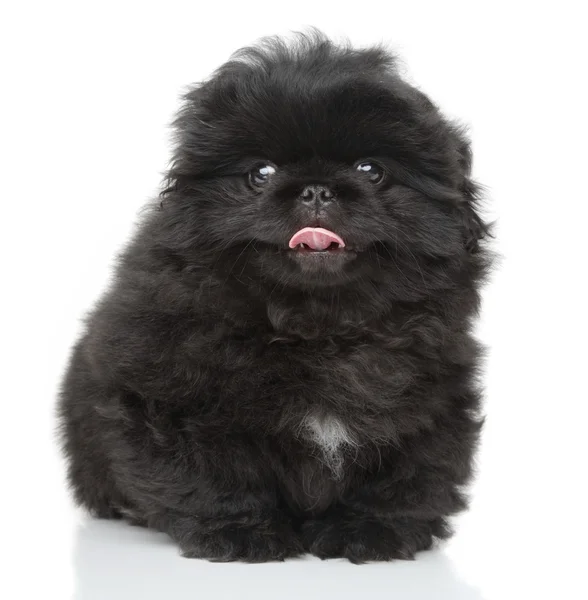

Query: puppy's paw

[179,521,304,563]
[303,513,448,564]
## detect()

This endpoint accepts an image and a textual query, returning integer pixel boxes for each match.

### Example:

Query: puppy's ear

[160,84,214,200]
[455,133,488,253]
[460,179,487,253]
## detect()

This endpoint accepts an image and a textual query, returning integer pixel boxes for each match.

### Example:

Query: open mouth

[288,227,347,253]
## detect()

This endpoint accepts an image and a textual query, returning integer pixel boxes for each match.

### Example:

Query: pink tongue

[288,227,345,250]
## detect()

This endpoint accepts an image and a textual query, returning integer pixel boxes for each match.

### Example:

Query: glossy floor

[42,497,583,600]
[73,519,485,600]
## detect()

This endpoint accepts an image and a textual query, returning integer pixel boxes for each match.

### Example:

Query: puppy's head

[160,33,487,298]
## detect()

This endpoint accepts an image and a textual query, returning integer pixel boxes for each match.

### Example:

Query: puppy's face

[166,41,482,295]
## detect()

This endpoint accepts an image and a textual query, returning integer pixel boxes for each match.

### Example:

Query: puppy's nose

[299,185,335,205]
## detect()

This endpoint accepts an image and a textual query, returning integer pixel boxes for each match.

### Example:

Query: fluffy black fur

[59,32,490,563]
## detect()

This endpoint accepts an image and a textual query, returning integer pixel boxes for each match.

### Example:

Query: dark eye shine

[249,164,277,186]
[356,161,384,184]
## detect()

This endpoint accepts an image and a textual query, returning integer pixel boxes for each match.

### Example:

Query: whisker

[226,238,256,282]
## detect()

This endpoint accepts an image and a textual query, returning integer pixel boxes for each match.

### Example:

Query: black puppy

[59,32,490,563]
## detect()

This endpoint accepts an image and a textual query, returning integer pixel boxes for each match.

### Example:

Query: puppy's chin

[243,243,362,289]
[286,247,359,285]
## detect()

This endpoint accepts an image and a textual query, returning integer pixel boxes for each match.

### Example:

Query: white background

[2,1,587,598]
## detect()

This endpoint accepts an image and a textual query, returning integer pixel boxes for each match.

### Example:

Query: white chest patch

[302,414,356,479]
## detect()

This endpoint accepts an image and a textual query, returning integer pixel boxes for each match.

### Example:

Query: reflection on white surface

[73,518,485,600]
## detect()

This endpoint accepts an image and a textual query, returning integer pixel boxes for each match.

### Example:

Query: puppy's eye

[249,164,277,187]
[356,161,384,184]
